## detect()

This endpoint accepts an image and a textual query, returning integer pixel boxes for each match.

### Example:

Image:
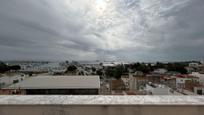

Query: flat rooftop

[6,75,100,89]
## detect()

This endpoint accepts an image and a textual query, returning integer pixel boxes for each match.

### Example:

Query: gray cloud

[0,0,204,61]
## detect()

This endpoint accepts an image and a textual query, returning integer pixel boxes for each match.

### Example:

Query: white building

[121,72,147,91]
[189,63,199,68]
[145,84,170,95]
[121,74,129,90]
[176,75,199,89]
[191,72,204,85]
[153,68,167,74]
[129,73,147,91]
[20,62,66,73]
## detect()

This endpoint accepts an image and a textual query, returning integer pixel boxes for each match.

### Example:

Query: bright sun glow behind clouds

[91,0,110,16]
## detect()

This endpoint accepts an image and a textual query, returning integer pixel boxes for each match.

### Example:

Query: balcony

[0,96,204,115]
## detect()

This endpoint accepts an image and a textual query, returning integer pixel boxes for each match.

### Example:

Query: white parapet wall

[0,96,204,115]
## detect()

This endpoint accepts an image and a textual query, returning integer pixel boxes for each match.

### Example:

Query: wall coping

[0,96,204,105]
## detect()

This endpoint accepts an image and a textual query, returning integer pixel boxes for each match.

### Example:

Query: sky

[0,0,204,62]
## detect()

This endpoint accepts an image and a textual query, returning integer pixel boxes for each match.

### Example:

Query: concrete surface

[0,96,204,115]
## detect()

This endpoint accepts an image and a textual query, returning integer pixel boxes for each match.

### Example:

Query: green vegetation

[105,65,127,79]
[0,61,9,73]
[129,62,152,73]
[91,67,96,72]
[96,69,103,76]
[78,71,84,75]
[129,62,188,74]
[0,61,21,73]
[165,62,188,74]
[65,65,77,73]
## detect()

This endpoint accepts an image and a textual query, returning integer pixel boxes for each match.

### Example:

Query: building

[110,79,125,92]
[198,64,204,74]
[146,73,163,83]
[185,80,200,92]
[189,63,199,68]
[121,74,130,90]
[153,68,167,74]
[4,75,100,95]
[186,62,200,74]
[186,67,196,74]
[19,62,66,74]
[121,72,147,93]
[176,74,199,92]
[191,72,204,85]
[145,83,170,95]
[129,73,147,91]
[194,86,204,95]
[160,76,176,89]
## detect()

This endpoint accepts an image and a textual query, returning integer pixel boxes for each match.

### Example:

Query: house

[186,62,200,74]
[146,73,163,83]
[191,72,204,85]
[129,72,147,91]
[160,76,176,89]
[110,79,125,92]
[121,74,129,90]
[176,74,199,91]
[198,64,204,74]
[194,86,204,95]
[145,83,170,95]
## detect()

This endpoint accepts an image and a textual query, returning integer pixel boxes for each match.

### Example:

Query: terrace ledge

[0,95,204,105]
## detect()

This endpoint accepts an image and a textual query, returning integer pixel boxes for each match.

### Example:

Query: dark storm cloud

[0,0,204,61]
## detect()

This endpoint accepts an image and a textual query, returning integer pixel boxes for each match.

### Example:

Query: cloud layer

[0,0,204,61]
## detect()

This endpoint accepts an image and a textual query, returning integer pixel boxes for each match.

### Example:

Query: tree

[66,65,77,72]
[105,67,114,78]
[155,62,165,68]
[130,62,151,73]
[105,65,125,79]
[65,60,69,64]
[113,65,124,79]
[166,62,187,74]
[9,65,21,71]
[96,69,103,76]
[99,63,103,66]
[78,71,84,75]
[0,61,9,73]
[1,61,22,73]
[91,67,96,72]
